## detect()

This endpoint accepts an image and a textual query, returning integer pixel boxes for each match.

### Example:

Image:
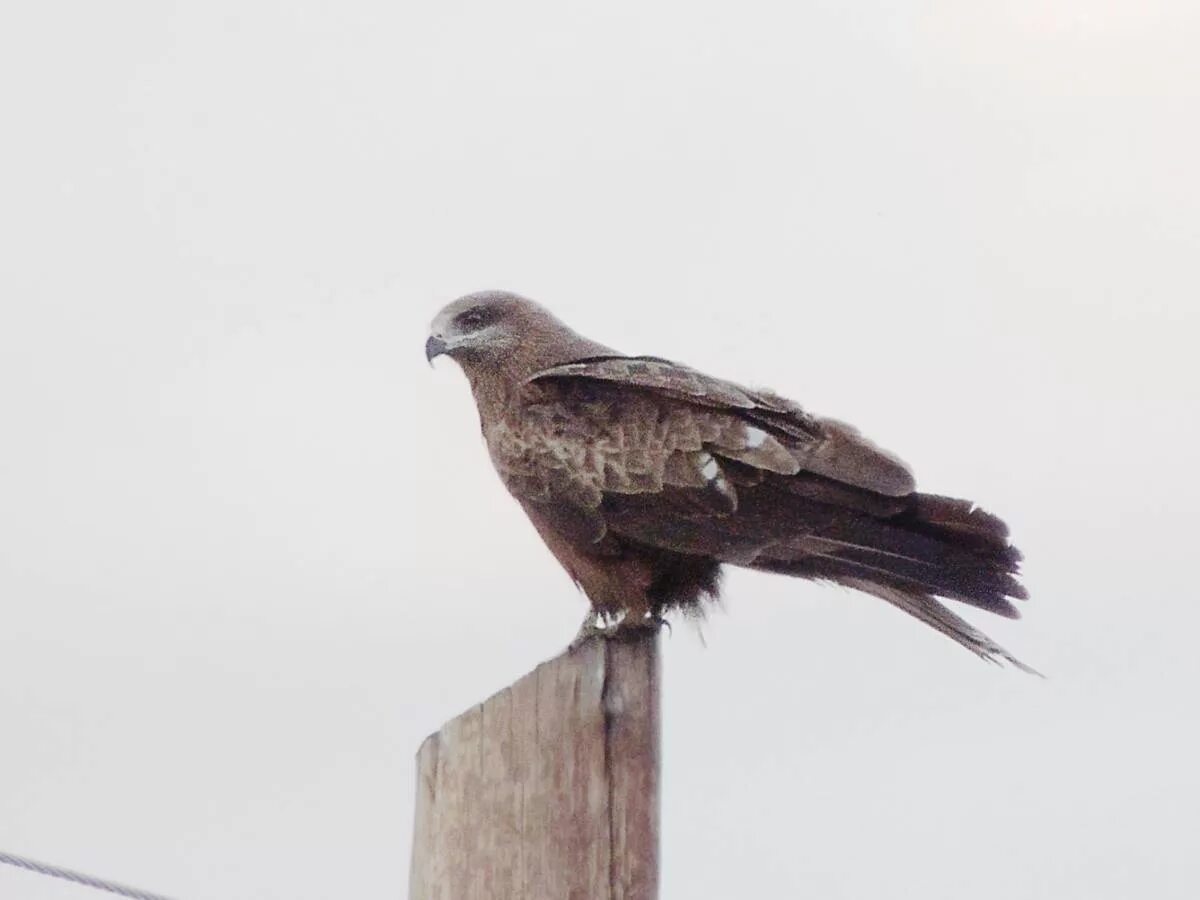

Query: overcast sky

[2,2,1198,898]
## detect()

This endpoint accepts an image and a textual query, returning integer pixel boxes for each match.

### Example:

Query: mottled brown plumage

[427,291,1032,670]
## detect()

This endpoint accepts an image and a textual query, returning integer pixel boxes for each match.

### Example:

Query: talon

[568,609,672,651]
[609,611,671,641]
[568,610,616,651]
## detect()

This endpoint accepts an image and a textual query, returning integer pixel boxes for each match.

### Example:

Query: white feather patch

[744,426,768,448]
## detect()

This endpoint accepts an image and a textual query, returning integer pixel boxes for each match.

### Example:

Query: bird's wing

[495,356,914,563]
[525,355,915,496]
[500,356,1026,641]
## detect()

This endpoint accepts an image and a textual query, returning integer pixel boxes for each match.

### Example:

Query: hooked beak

[425,335,448,365]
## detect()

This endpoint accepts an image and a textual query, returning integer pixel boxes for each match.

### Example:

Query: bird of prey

[426,291,1032,670]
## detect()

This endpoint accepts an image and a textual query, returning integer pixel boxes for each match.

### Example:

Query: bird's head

[426,290,562,368]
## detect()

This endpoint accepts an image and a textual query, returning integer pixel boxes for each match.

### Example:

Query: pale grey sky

[2,2,1197,898]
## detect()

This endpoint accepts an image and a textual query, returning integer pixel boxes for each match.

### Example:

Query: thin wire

[0,849,178,900]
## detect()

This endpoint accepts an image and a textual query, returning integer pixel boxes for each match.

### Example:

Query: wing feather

[528,356,766,410]
[491,354,1024,642]
[525,354,913,495]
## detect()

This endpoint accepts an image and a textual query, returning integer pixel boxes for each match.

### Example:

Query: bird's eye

[455,307,498,330]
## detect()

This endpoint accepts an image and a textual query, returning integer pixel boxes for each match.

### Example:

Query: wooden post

[409,634,660,900]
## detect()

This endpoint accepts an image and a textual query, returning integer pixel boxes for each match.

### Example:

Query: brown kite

[426,291,1032,670]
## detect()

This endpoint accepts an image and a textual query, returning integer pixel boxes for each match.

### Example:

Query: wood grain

[409,634,660,900]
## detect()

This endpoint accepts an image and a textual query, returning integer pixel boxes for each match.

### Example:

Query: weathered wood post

[409,633,660,900]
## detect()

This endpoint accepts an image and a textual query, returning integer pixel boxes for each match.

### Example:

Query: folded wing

[497,354,1027,667]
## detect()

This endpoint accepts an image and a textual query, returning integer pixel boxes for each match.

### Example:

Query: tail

[752,491,1037,673]
[838,577,1039,675]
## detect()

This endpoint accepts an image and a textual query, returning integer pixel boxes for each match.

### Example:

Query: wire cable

[0,849,177,900]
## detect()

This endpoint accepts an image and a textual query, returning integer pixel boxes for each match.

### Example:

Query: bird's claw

[568,610,670,651]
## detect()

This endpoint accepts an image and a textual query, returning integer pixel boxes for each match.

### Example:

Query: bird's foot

[568,611,616,651]
[568,610,669,651]
[644,612,672,637]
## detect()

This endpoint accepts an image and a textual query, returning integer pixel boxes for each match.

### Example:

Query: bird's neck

[463,332,615,419]
[465,368,517,422]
